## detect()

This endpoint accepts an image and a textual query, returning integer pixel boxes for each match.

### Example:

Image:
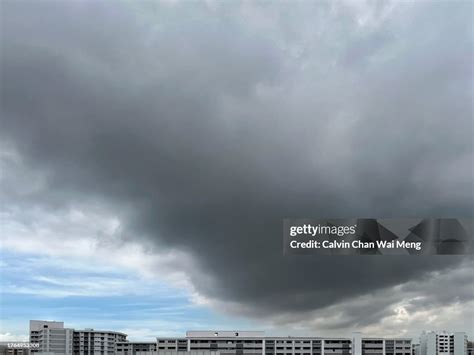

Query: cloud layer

[1,0,473,337]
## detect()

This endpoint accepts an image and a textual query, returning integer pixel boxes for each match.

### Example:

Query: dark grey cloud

[1,0,473,334]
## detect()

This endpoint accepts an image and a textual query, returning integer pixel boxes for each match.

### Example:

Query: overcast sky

[1,0,473,341]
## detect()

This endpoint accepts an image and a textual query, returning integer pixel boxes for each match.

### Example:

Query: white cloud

[0,168,197,297]
[246,261,474,338]
[0,332,29,342]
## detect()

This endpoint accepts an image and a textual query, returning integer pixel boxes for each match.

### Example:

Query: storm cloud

[1,0,473,336]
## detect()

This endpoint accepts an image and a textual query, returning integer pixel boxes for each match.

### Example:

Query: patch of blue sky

[0,249,257,341]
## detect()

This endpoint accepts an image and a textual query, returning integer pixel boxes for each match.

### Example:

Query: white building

[73,329,127,355]
[115,343,157,354]
[419,332,467,355]
[412,344,420,355]
[29,320,73,355]
[29,321,127,355]
[115,331,411,355]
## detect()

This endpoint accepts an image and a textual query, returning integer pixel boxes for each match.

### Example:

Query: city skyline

[16,319,474,342]
[1,324,472,355]
[6,320,472,355]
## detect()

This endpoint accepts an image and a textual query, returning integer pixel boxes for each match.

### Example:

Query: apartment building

[419,332,467,355]
[29,320,73,355]
[361,338,412,355]
[26,321,473,355]
[114,331,411,355]
[116,343,157,354]
[73,329,127,355]
[29,321,126,355]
